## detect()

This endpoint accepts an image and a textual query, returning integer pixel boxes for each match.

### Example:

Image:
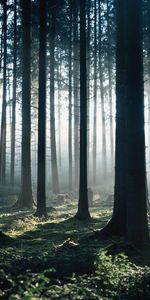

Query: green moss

[0,200,150,299]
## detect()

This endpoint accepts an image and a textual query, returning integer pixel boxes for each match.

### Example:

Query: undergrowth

[0,197,150,299]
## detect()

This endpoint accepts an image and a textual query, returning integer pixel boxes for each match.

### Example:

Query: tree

[125,0,149,245]
[35,0,47,217]
[57,49,62,171]
[86,0,91,179]
[68,0,73,191]
[98,0,107,179]
[99,0,149,247]
[10,0,17,187]
[106,0,114,159]
[93,0,97,185]
[50,8,60,195]
[102,0,127,236]
[18,0,33,208]
[0,0,7,185]
[75,0,90,220]
[73,0,79,188]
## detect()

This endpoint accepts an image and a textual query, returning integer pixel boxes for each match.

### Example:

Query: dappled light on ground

[0,199,150,299]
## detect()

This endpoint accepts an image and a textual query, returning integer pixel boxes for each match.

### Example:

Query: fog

[1,84,150,201]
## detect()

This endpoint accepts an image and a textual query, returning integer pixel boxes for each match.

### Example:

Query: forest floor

[1,191,150,299]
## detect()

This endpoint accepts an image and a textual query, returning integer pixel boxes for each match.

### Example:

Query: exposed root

[94,218,125,240]
[52,238,79,252]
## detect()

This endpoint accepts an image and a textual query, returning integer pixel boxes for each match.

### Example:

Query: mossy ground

[0,193,150,299]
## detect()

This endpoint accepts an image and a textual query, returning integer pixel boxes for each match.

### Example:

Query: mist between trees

[0,0,150,246]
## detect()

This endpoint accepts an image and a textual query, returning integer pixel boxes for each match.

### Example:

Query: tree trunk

[35,0,47,217]
[19,0,33,208]
[68,0,73,191]
[125,0,149,246]
[93,0,97,186]
[0,0,7,186]
[99,0,127,237]
[73,0,79,188]
[57,50,61,171]
[99,0,107,179]
[87,0,91,180]
[0,24,3,72]
[50,10,59,195]
[109,0,127,236]
[147,2,150,168]
[10,0,17,187]
[99,0,149,246]
[106,0,114,160]
[75,0,90,220]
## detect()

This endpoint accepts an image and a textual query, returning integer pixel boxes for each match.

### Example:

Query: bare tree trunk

[19,0,33,208]
[50,10,59,194]
[99,1,107,178]
[125,0,149,246]
[0,0,7,185]
[0,23,3,72]
[98,0,127,237]
[147,2,150,175]
[57,50,61,171]
[73,0,79,188]
[35,0,47,217]
[10,0,17,187]
[75,0,90,220]
[68,0,73,190]
[87,0,91,180]
[99,0,149,247]
[106,0,114,160]
[93,0,97,185]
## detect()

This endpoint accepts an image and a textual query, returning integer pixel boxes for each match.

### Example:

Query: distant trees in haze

[0,0,117,191]
[0,0,149,245]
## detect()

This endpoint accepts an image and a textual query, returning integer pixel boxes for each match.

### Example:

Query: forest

[0,0,150,299]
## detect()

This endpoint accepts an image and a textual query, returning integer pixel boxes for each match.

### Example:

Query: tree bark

[73,0,79,188]
[87,0,91,180]
[68,0,73,191]
[19,0,33,208]
[99,0,149,247]
[93,0,97,185]
[0,0,7,185]
[106,0,114,160]
[35,0,47,217]
[98,0,127,237]
[125,0,149,246]
[75,0,90,220]
[99,0,107,179]
[10,0,17,187]
[50,9,59,195]
[57,49,61,171]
